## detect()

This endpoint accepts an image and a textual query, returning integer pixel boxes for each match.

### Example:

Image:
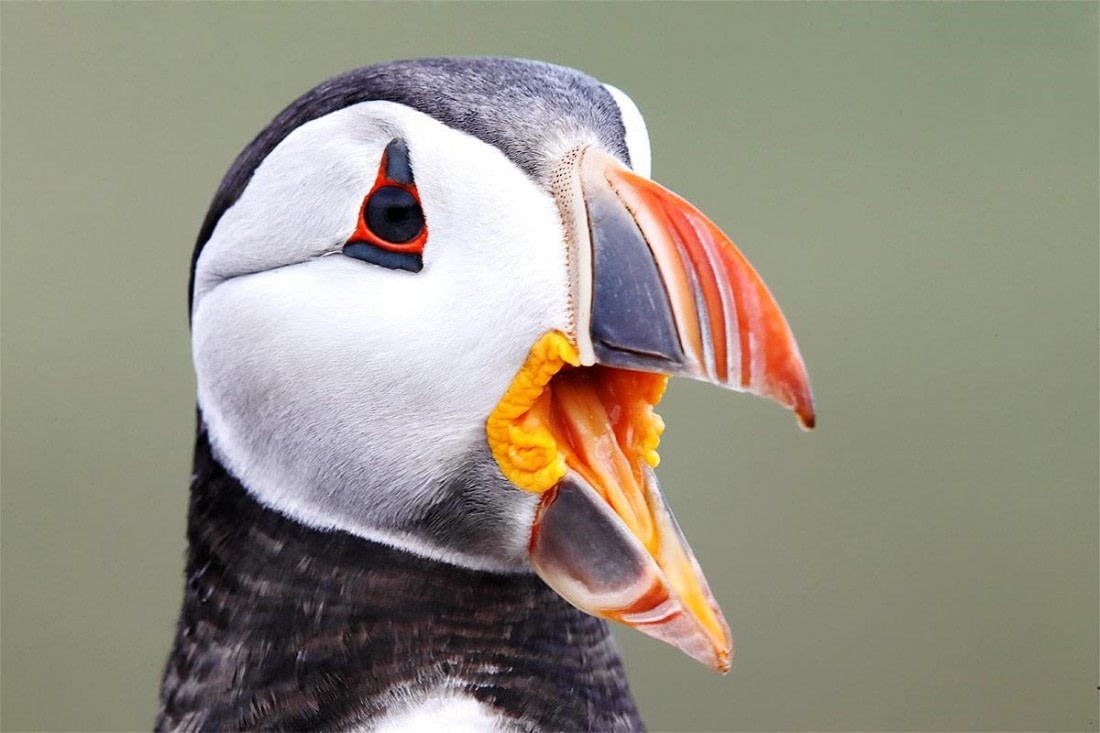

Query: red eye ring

[346,139,428,257]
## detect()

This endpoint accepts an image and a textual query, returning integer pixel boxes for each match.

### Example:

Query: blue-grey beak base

[585,172,686,373]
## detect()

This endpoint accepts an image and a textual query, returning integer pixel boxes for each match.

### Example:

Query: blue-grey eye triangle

[384,139,414,185]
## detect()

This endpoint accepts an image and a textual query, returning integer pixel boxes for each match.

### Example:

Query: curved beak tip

[789,386,816,431]
[798,408,816,431]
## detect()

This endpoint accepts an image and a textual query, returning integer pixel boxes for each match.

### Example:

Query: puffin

[156,57,814,732]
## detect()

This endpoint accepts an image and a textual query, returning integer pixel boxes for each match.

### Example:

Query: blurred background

[2,3,1096,731]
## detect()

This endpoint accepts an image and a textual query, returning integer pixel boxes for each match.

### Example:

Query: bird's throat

[156,430,643,732]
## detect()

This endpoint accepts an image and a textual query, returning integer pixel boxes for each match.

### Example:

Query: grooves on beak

[562,146,816,430]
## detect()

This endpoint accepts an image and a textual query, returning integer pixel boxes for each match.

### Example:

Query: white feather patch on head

[603,83,652,179]
[192,101,575,570]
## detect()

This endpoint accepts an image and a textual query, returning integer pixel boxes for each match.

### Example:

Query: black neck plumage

[156,430,643,732]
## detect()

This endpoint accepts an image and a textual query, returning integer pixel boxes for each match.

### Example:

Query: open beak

[487,146,814,673]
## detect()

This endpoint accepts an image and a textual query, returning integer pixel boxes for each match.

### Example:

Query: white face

[192,101,582,570]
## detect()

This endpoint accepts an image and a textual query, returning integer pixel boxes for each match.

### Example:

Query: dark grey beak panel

[587,181,686,372]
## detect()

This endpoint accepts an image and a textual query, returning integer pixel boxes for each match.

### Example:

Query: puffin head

[190,57,814,673]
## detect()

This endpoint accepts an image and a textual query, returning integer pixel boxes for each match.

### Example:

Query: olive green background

[2,2,1096,731]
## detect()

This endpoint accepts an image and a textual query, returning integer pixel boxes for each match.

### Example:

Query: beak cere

[487,146,815,673]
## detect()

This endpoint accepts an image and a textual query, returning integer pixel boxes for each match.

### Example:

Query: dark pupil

[365,186,423,244]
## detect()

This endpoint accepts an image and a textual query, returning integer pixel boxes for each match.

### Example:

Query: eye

[344,138,428,273]
[364,186,424,244]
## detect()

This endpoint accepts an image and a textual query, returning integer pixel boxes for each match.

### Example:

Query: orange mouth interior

[486,332,666,552]
[532,364,667,553]
[487,331,727,649]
